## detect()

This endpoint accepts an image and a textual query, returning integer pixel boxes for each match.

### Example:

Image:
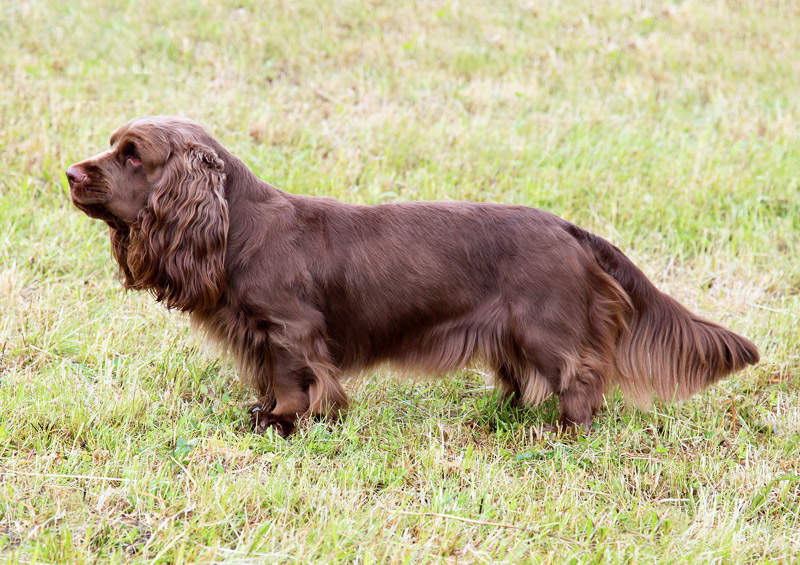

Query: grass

[1,0,799,562]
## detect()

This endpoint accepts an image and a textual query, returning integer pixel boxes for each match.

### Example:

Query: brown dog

[67,116,759,435]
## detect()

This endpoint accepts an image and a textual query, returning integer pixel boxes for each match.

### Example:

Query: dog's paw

[538,423,559,436]
[557,416,593,436]
[250,406,295,437]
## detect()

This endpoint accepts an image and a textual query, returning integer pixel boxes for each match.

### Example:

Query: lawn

[1,0,799,562]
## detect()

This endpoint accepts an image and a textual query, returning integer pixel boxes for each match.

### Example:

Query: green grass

[1,0,799,562]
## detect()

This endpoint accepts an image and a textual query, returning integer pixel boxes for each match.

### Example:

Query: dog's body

[67,117,759,435]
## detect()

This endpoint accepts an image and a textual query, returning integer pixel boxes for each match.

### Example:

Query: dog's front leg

[249,335,348,437]
[250,363,311,437]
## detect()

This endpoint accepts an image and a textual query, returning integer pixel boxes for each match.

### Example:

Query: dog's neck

[215,146,296,284]
[216,145,285,204]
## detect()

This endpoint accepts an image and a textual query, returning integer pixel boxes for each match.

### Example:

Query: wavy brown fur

[67,116,759,435]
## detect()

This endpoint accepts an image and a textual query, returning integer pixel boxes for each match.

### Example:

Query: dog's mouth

[70,183,108,205]
[71,190,120,225]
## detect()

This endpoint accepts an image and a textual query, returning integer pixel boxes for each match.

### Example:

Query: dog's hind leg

[495,362,523,405]
[308,370,348,421]
[495,361,555,408]
[504,293,604,431]
[511,325,607,432]
[557,363,606,432]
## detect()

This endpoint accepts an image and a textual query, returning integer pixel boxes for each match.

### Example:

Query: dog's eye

[120,142,142,167]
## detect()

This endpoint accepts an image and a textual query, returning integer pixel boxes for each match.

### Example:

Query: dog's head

[67,117,229,311]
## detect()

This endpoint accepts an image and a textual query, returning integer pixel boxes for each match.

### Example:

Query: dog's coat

[67,116,759,435]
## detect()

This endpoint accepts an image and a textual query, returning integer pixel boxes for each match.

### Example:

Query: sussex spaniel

[67,116,759,436]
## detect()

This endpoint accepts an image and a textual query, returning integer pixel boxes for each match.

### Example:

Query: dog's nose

[66,165,88,187]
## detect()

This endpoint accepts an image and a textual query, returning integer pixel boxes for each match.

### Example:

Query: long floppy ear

[109,225,135,285]
[126,142,229,311]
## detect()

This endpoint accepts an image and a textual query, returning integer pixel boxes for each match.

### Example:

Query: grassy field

[1,0,799,562]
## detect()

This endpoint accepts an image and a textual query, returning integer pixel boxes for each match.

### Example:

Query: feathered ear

[109,225,135,285]
[126,142,229,311]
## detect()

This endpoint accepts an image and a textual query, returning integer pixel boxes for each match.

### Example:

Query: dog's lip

[70,186,110,206]
[70,191,118,223]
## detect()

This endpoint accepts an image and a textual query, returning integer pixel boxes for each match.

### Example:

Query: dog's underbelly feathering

[67,116,759,436]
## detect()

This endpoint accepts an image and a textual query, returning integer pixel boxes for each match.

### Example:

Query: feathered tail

[562,222,759,405]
